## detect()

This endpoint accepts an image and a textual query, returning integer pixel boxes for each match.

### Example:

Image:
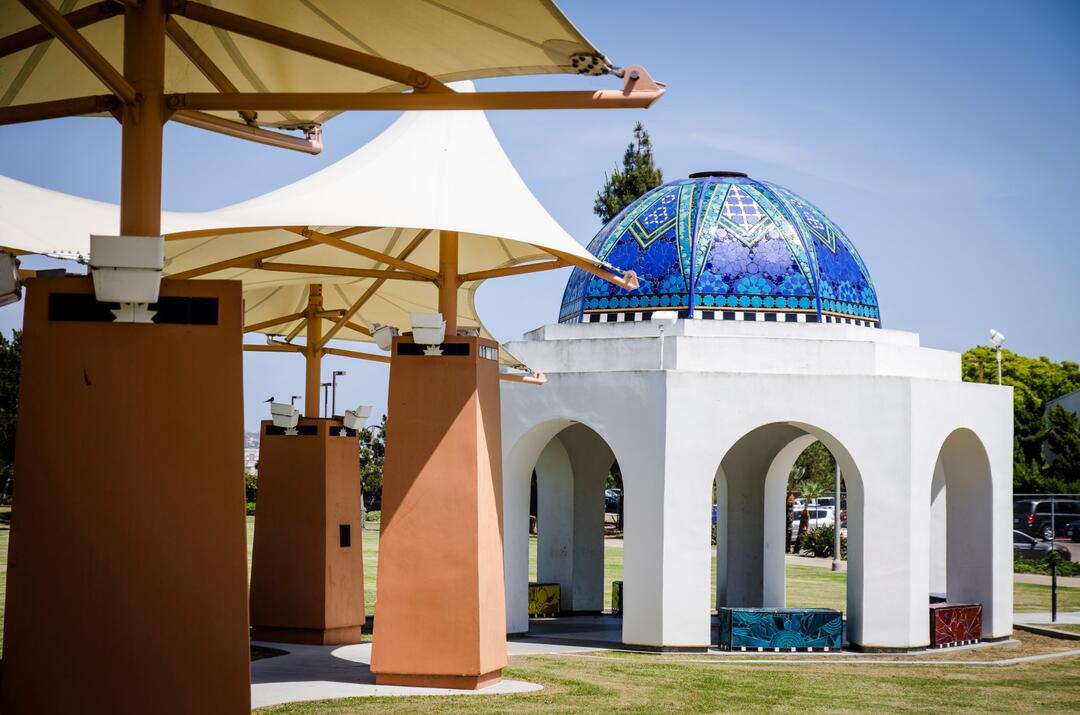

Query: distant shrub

[1014,555,1080,577]
[246,501,256,516]
[799,525,847,559]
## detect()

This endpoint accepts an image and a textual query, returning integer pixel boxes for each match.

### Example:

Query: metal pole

[331,371,344,417]
[996,347,1002,385]
[321,382,331,418]
[832,462,842,572]
[304,284,323,417]
[1052,559,1058,623]
[438,230,459,337]
[659,324,665,369]
[119,0,166,236]
[1051,497,1057,622]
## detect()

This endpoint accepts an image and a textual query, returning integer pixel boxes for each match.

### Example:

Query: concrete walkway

[1013,611,1080,626]
[251,640,595,709]
[783,553,1080,587]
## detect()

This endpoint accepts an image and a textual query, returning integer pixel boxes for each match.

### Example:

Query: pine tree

[593,122,663,224]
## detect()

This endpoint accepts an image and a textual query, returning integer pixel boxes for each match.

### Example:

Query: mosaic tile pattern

[717,607,843,651]
[560,174,880,326]
[528,582,561,617]
[929,603,982,647]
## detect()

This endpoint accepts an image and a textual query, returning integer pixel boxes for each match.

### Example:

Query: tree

[795,481,826,552]
[358,414,386,511]
[0,330,21,504]
[791,441,835,492]
[244,471,258,502]
[962,346,1080,492]
[593,122,663,224]
[1044,406,1080,492]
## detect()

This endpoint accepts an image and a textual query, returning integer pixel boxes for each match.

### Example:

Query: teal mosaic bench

[717,607,843,652]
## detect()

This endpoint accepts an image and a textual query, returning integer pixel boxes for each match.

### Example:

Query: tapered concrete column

[714,470,728,610]
[622,432,711,649]
[719,425,804,607]
[837,430,924,650]
[503,446,534,635]
[560,425,611,612]
[535,426,612,613]
[763,435,816,607]
[929,459,947,595]
[940,430,995,620]
[371,335,505,689]
[536,439,575,609]
[250,417,364,645]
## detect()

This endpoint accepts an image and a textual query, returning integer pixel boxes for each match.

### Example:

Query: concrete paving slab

[250,642,541,709]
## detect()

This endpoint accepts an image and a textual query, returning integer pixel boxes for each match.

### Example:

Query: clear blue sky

[1,0,1077,431]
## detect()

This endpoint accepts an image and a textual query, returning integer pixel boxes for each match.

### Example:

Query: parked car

[605,488,621,514]
[1014,498,1080,540]
[790,508,834,540]
[1063,519,1080,543]
[1013,530,1073,561]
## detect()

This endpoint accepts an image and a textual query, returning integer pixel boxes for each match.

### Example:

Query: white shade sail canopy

[0,0,614,128]
[0,95,629,367]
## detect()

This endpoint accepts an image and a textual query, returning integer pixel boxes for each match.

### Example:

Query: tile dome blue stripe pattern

[559,173,880,327]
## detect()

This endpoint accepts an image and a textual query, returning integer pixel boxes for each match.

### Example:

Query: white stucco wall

[501,320,1013,649]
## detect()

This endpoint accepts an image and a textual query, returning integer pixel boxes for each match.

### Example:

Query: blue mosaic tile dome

[560,172,880,327]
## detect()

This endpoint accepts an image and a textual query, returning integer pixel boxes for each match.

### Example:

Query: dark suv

[1014,499,1080,540]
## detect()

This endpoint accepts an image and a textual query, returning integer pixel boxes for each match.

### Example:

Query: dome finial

[688,171,747,179]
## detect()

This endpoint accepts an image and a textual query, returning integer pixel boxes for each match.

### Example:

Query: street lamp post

[321,382,332,418]
[332,370,346,417]
[290,395,302,407]
[989,329,1005,385]
[832,463,842,572]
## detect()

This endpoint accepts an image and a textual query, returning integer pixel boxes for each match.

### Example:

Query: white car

[790,508,835,539]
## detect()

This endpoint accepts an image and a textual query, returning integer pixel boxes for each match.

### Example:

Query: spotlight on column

[89,234,164,323]
[342,404,373,435]
[371,323,399,351]
[410,312,446,348]
[456,326,481,337]
[269,402,300,435]
[0,251,22,308]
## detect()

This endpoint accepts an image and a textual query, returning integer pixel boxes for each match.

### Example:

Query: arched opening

[504,420,622,643]
[929,428,995,631]
[711,422,864,647]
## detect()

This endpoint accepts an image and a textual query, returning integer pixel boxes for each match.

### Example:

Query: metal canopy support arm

[293,228,439,280]
[317,229,430,350]
[17,0,137,104]
[169,0,450,93]
[0,1,121,60]
[164,16,255,125]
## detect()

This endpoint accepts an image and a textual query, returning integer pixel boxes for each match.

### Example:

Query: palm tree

[796,481,826,553]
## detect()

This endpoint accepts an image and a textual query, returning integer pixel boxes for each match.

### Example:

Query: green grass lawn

[0,512,1073,655]
[255,652,1080,714]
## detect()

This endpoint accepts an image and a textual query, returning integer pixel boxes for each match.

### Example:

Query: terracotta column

[1,278,251,713]
[249,417,365,644]
[370,334,507,688]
